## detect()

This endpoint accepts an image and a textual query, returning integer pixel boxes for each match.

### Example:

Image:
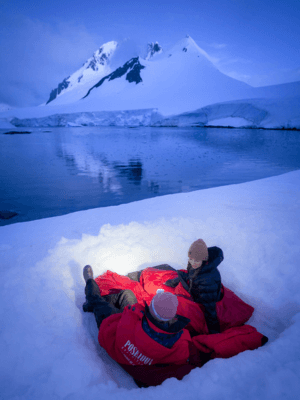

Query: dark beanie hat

[188,239,209,262]
[149,292,178,321]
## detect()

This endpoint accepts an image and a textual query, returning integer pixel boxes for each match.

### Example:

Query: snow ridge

[83,57,145,99]
[46,41,117,104]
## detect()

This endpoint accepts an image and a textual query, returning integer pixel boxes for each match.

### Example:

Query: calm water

[1,126,300,226]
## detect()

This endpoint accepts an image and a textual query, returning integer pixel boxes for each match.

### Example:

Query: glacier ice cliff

[8,96,300,130]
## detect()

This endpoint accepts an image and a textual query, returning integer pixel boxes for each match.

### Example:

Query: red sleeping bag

[95,267,254,335]
[94,267,264,386]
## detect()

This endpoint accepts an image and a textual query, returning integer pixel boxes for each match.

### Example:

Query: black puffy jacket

[165,247,224,334]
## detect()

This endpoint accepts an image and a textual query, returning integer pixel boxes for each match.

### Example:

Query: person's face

[188,257,202,269]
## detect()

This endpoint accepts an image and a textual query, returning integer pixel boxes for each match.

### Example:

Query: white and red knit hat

[149,292,178,321]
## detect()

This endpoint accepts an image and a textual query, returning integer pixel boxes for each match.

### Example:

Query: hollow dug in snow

[1,171,300,399]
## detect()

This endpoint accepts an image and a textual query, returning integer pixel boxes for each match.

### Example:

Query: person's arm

[164,270,189,291]
[193,290,220,333]
[189,273,221,334]
[201,301,220,334]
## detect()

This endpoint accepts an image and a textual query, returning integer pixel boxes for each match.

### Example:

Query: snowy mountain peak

[162,35,217,69]
[46,41,118,105]
[45,36,257,113]
[145,42,163,60]
[83,41,118,71]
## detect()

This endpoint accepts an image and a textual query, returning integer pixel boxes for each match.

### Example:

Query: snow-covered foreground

[1,171,300,399]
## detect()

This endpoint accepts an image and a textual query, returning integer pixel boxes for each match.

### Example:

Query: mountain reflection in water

[114,160,143,185]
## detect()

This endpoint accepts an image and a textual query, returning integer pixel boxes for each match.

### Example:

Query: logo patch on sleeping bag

[121,339,154,365]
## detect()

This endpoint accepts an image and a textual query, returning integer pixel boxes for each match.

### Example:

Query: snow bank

[1,171,300,399]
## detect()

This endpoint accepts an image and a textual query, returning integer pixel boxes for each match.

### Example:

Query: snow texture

[1,171,300,399]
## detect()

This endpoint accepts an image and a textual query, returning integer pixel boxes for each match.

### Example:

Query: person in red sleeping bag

[95,239,251,336]
[126,239,224,334]
[82,262,268,388]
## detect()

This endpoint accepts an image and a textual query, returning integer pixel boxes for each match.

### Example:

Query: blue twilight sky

[0,0,300,107]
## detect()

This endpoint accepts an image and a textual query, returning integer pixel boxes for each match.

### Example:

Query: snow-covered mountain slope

[82,57,146,99]
[48,35,300,116]
[43,36,254,114]
[46,41,117,105]
[253,81,300,99]
[42,35,300,115]
[56,35,255,115]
